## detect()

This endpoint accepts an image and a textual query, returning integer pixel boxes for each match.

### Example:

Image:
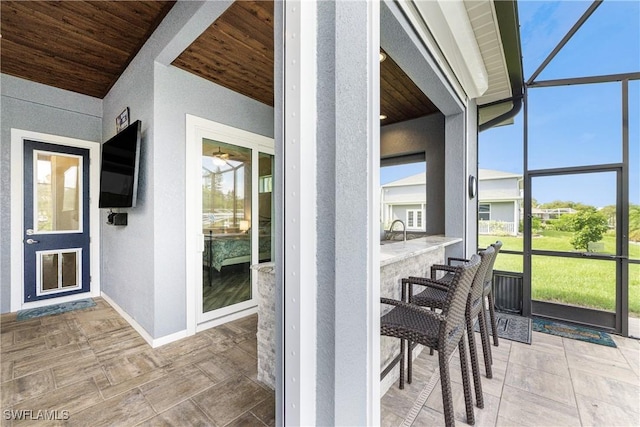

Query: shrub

[570,209,609,251]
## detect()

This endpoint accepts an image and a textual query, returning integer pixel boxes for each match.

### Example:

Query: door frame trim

[10,128,101,311]
[185,115,274,336]
[523,166,624,333]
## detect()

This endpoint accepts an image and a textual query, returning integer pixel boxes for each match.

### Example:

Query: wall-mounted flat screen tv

[99,120,141,208]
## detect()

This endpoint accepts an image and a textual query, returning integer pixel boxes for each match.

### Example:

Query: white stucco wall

[100,1,273,339]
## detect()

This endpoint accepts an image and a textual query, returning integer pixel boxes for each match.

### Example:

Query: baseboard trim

[100,292,188,348]
[195,306,257,333]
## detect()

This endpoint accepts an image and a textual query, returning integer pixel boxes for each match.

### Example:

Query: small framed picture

[116,107,130,133]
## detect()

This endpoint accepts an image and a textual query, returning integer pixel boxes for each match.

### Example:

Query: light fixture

[379,51,387,62]
[212,146,229,160]
[239,220,250,232]
[380,114,387,120]
[211,146,230,166]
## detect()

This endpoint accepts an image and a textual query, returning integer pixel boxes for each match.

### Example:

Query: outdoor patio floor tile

[508,343,570,377]
[248,393,276,427]
[137,399,213,427]
[526,330,565,355]
[66,389,156,427]
[505,362,575,407]
[139,364,216,413]
[618,345,640,377]
[3,298,640,427]
[12,378,103,422]
[566,351,639,386]
[570,369,640,414]
[562,337,628,363]
[191,375,271,427]
[575,393,640,426]
[496,385,581,427]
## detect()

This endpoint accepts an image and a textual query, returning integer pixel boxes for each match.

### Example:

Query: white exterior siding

[489,201,515,223]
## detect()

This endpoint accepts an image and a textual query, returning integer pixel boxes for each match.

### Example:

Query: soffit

[0,1,176,99]
[464,0,512,106]
[1,0,440,125]
[173,1,439,125]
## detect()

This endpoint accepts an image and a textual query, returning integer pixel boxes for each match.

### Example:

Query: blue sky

[382,0,640,208]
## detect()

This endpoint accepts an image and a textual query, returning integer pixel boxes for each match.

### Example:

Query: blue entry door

[23,140,91,302]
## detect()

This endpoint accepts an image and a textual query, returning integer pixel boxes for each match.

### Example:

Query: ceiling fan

[212,146,230,160]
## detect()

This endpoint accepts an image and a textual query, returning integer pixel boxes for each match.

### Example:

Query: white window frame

[406,209,424,230]
[479,203,491,221]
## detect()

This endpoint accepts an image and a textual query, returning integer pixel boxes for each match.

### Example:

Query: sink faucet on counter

[388,219,407,242]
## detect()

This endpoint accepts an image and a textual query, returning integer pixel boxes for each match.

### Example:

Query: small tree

[519,216,543,233]
[548,213,576,232]
[569,209,609,251]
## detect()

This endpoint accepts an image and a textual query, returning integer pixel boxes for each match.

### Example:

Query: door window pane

[61,252,78,288]
[202,140,252,313]
[531,172,616,254]
[259,153,274,263]
[492,253,523,273]
[35,152,81,232]
[630,263,640,338]
[532,255,616,312]
[630,81,640,260]
[41,253,58,291]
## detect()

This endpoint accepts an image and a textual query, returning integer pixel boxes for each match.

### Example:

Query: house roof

[384,169,521,188]
[479,168,522,180]
[382,172,426,188]
[479,189,522,202]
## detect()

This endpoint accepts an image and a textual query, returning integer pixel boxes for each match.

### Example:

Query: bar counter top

[379,235,463,266]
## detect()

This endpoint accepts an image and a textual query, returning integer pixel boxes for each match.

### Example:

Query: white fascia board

[413,0,489,99]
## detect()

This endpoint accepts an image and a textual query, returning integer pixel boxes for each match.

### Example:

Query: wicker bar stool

[404,246,495,409]
[381,255,480,426]
[484,241,503,351]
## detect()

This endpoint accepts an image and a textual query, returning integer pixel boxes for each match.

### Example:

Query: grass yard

[479,231,640,316]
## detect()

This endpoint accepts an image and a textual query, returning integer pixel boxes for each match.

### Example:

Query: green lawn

[479,231,640,316]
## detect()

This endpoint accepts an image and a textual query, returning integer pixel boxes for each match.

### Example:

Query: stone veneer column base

[254,262,276,389]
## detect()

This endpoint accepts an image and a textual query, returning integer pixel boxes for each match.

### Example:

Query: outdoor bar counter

[253,235,463,392]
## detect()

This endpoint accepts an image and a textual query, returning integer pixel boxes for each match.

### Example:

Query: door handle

[25,238,40,244]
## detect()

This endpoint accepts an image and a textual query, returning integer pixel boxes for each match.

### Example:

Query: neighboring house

[531,207,578,220]
[381,172,426,232]
[381,168,523,236]
[477,169,523,236]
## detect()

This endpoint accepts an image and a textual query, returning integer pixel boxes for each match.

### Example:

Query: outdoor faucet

[389,219,407,242]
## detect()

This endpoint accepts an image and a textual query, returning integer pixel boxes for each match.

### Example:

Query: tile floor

[2,298,639,426]
[381,328,640,426]
[1,298,274,426]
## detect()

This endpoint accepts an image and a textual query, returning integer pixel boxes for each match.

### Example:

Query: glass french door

[23,140,90,302]
[199,137,274,321]
[525,168,624,331]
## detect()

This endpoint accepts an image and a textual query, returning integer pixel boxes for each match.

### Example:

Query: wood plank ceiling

[1,0,439,125]
[0,1,175,99]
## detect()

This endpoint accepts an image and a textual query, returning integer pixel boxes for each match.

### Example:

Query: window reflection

[36,152,81,232]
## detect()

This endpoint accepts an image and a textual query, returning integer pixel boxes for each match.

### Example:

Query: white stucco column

[282,1,380,425]
[331,2,381,424]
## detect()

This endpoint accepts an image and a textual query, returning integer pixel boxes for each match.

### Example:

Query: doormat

[17,298,96,321]
[532,318,616,348]
[474,311,532,344]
